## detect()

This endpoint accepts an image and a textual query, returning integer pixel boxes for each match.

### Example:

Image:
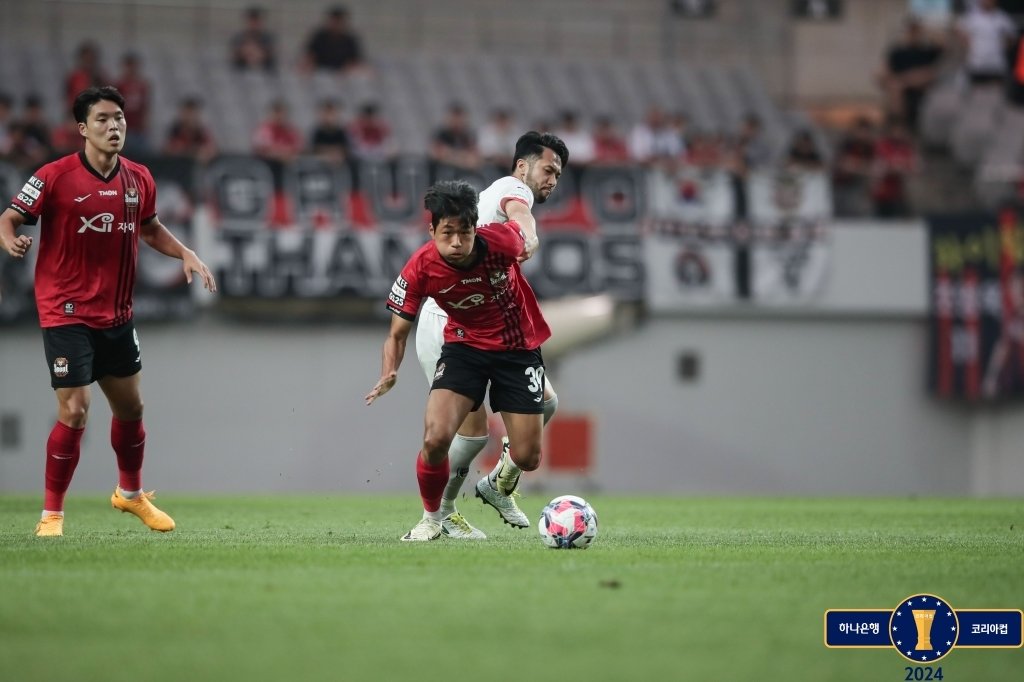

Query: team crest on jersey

[53,357,69,378]
[124,187,139,208]
[488,269,508,290]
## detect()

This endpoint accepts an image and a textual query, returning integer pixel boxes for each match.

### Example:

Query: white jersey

[420,176,534,319]
[416,176,536,383]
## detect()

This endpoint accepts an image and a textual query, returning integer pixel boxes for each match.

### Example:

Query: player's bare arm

[366,313,414,405]
[505,200,538,262]
[0,207,32,258]
[140,217,217,291]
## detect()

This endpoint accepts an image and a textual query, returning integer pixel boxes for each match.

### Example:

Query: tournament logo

[825,591,1023,666]
[52,357,69,378]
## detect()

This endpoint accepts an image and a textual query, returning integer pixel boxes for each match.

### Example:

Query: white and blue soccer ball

[538,495,598,549]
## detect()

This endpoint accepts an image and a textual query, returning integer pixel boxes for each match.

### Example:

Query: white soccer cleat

[494,436,522,496]
[475,476,529,528]
[441,511,487,540]
[401,517,442,542]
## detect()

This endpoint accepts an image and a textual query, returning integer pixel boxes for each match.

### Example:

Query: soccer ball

[538,495,598,549]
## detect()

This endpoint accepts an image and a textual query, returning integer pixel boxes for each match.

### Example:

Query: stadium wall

[2,222,1022,496]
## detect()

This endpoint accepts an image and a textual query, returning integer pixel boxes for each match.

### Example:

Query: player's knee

[114,401,144,422]
[58,397,90,428]
[422,430,454,462]
[512,444,542,472]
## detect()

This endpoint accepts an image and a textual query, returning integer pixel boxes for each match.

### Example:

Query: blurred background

[2,0,1024,496]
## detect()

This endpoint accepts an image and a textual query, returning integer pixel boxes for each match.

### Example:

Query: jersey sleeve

[386,260,425,321]
[481,220,525,261]
[499,179,534,214]
[8,166,51,225]
[140,165,158,224]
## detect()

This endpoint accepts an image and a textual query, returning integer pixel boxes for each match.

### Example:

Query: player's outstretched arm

[0,208,32,259]
[365,314,414,405]
[505,200,538,262]
[140,217,217,291]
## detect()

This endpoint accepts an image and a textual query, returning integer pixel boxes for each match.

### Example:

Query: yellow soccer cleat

[34,513,64,537]
[111,488,176,532]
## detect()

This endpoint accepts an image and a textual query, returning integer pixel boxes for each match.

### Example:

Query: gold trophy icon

[912,610,936,650]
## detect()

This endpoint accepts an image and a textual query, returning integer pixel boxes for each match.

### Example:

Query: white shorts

[416,297,447,385]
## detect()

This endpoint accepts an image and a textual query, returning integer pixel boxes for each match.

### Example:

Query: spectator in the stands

[115,52,152,156]
[65,42,107,111]
[348,102,395,162]
[878,16,944,133]
[734,114,773,171]
[871,114,917,218]
[553,110,595,166]
[252,98,303,164]
[302,5,366,75]
[591,115,630,164]
[685,131,727,172]
[832,115,878,217]
[4,121,50,170]
[478,108,519,168]
[430,103,480,170]
[18,94,52,160]
[955,0,1016,86]
[310,98,351,163]
[163,96,218,163]
[231,6,277,72]
[629,106,685,165]
[784,128,826,172]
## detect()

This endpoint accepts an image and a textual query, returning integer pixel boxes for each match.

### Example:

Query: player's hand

[365,371,398,405]
[3,234,33,259]
[517,236,539,263]
[182,250,217,292]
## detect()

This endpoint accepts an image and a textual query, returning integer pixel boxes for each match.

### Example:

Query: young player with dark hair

[0,86,217,537]
[365,179,552,541]
[412,131,568,538]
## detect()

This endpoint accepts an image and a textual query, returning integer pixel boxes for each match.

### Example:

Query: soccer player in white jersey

[414,131,569,538]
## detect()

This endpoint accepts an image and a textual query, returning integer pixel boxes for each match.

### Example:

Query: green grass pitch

[1,494,1021,682]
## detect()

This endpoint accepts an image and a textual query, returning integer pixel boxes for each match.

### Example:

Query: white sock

[543,393,558,425]
[118,487,142,499]
[42,510,64,518]
[439,434,489,514]
[424,509,444,522]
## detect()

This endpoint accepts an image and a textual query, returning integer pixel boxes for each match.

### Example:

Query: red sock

[44,422,84,511]
[416,453,449,513]
[111,417,145,492]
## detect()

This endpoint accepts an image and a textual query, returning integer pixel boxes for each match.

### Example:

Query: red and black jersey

[387,221,551,351]
[9,151,158,329]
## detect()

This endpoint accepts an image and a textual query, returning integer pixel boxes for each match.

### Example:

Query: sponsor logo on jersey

[124,187,139,206]
[447,293,486,310]
[438,283,457,294]
[390,277,407,306]
[27,176,44,190]
[74,194,91,203]
[63,302,75,315]
[98,189,118,197]
[52,357,69,378]
[16,192,35,207]
[461,276,482,284]
[77,212,115,233]
[433,362,445,381]
[20,184,40,200]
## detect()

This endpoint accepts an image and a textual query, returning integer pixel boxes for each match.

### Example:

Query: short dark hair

[424,180,478,229]
[72,86,125,124]
[512,131,569,173]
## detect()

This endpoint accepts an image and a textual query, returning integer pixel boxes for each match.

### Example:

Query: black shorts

[431,343,545,414]
[41,321,143,389]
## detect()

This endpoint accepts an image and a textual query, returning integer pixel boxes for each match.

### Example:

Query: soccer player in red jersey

[365,180,551,541]
[0,86,217,537]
